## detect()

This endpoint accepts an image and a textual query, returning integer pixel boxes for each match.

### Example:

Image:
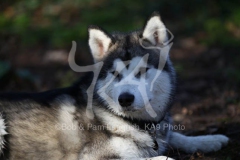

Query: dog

[0,12,228,160]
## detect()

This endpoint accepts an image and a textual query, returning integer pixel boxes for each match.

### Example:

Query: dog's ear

[88,26,113,62]
[142,12,167,46]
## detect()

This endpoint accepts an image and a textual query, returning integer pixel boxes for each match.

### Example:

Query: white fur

[144,156,174,160]
[89,29,112,62]
[126,156,174,160]
[143,16,167,45]
[93,107,159,158]
[58,99,82,151]
[96,57,172,121]
[169,132,229,153]
[109,137,142,158]
[0,114,7,153]
[94,108,154,148]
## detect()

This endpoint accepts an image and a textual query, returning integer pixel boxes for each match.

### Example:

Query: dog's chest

[92,108,158,158]
[58,106,158,159]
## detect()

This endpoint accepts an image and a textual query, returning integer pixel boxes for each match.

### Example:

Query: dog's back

[0,87,82,159]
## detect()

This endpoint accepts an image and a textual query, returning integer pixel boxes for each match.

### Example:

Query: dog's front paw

[201,134,229,152]
[145,156,174,160]
[188,134,229,153]
[169,132,229,153]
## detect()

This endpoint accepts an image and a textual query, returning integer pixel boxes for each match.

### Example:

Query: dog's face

[89,13,175,121]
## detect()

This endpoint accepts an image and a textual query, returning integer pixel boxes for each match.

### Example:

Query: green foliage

[203,11,240,46]
[0,0,240,47]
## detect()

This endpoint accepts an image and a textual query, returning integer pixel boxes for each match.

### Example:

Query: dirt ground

[0,36,239,160]
[168,37,240,160]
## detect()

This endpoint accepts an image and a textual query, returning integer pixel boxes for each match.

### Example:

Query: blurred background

[0,0,240,159]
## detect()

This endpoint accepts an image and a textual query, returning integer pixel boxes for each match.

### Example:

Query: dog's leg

[118,156,174,160]
[0,114,7,153]
[143,156,174,160]
[169,132,229,153]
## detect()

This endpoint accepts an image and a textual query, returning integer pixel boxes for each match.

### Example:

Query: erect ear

[142,12,168,46]
[88,26,113,62]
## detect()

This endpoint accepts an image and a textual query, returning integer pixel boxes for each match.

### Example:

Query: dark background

[0,0,240,159]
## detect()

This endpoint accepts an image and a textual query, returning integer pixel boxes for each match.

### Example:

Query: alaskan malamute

[0,12,228,160]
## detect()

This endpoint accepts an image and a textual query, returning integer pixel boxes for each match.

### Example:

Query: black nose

[118,93,135,107]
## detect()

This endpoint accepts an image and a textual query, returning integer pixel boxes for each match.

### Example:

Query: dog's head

[89,12,176,121]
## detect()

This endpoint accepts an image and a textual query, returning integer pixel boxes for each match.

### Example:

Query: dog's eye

[116,74,122,80]
[135,72,141,78]
[135,67,149,79]
[140,67,150,73]
[111,71,122,80]
[110,71,115,75]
